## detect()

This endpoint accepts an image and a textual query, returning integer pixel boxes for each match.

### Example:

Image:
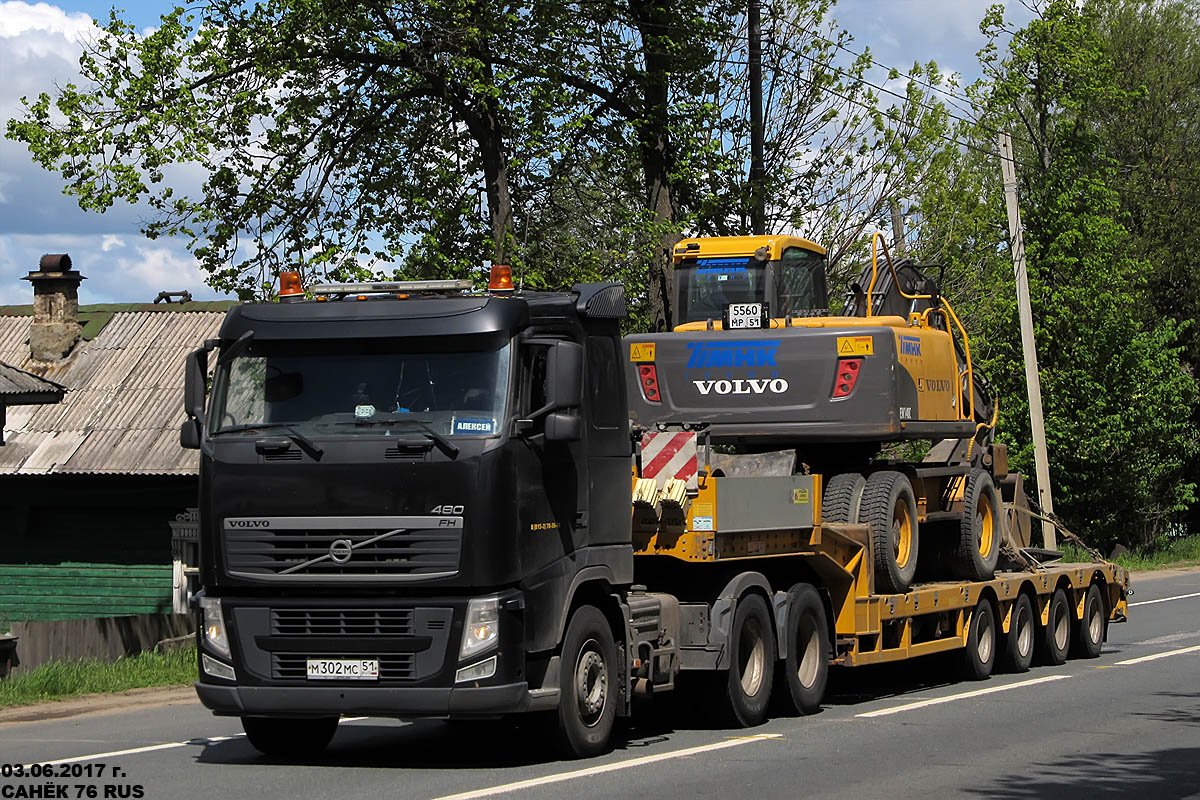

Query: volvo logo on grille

[329,539,354,564]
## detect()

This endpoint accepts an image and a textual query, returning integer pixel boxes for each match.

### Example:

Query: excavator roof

[672,235,827,263]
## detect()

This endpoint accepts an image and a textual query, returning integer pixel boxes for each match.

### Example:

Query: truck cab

[184,276,631,756]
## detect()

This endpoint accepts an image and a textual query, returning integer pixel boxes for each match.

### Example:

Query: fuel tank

[625,318,977,444]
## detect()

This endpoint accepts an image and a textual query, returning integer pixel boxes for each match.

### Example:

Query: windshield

[674,258,766,325]
[210,336,511,437]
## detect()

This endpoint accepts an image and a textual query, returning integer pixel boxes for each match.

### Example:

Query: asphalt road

[3,569,1199,800]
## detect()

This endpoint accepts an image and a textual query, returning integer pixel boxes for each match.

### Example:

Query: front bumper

[195,680,556,717]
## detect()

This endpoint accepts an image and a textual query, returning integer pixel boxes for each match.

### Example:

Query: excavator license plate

[725,303,765,329]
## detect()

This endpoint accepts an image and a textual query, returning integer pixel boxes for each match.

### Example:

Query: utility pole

[748,0,765,235]
[889,201,906,257]
[998,131,1056,549]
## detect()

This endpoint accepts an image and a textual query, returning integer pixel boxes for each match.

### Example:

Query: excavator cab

[671,236,828,329]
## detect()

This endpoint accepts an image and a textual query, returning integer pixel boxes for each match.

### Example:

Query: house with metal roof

[0,254,236,628]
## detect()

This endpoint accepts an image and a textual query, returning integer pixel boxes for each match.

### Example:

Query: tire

[718,593,776,727]
[1038,588,1071,666]
[555,605,617,758]
[962,598,997,680]
[778,584,829,715]
[861,471,920,594]
[1001,594,1035,674]
[821,473,866,524]
[1072,584,1106,659]
[241,716,338,756]
[956,470,1001,580]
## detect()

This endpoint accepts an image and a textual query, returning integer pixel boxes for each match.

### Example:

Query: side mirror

[180,418,201,450]
[545,412,582,442]
[184,348,208,421]
[547,341,582,410]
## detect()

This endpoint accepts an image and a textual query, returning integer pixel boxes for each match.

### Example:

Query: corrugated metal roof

[0,361,64,399]
[0,304,233,476]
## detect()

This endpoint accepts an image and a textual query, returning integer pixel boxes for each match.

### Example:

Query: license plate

[726,303,764,329]
[306,658,379,680]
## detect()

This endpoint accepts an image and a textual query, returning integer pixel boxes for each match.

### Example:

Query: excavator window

[775,246,828,317]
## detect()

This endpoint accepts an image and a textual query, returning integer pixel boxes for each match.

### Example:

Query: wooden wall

[0,474,196,630]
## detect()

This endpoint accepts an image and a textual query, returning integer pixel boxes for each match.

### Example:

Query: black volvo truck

[184,275,641,757]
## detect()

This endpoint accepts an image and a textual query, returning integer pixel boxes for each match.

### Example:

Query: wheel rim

[574,638,608,727]
[975,494,994,558]
[976,609,993,663]
[796,618,820,689]
[1053,602,1069,651]
[892,499,913,568]
[739,616,767,696]
[1088,600,1103,643]
[1016,604,1033,657]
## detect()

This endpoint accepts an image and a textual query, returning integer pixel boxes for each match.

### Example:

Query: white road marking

[1133,630,1200,646]
[19,716,370,768]
[1114,644,1200,665]
[433,734,783,800]
[854,675,1072,718]
[1129,591,1200,607]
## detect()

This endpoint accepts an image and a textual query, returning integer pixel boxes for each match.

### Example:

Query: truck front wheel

[556,605,617,758]
[719,593,776,727]
[241,715,338,756]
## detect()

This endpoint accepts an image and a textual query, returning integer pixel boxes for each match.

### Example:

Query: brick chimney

[23,253,85,361]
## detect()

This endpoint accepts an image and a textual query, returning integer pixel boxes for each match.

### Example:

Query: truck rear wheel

[962,598,997,680]
[1072,584,1105,659]
[241,715,338,756]
[956,470,1001,580]
[861,471,919,594]
[779,584,829,715]
[1001,594,1035,673]
[719,593,775,727]
[556,605,617,758]
[1038,588,1071,666]
[821,473,866,524]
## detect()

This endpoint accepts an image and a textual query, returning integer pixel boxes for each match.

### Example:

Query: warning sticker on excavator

[630,342,656,362]
[837,336,873,356]
[793,488,810,504]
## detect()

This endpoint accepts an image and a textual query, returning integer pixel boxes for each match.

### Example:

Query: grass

[1058,533,1200,572]
[0,645,196,709]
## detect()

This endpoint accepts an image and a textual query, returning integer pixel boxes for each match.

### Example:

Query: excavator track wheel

[1072,584,1106,659]
[955,470,1001,580]
[821,473,866,524]
[861,471,919,594]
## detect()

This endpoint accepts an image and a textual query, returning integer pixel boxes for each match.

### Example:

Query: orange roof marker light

[489,264,514,293]
[279,271,304,303]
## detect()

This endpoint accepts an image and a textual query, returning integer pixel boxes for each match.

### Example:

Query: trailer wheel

[861,471,919,593]
[555,605,617,758]
[821,473,866,524]
[778,584,829,715]
[241,716,338,756]
[1072,584,1106,659]
[955,470,1001,580]
[1038,588,1071,666]
[1001,594,1035,674]
[962,598,997,680]
[719,593,775,727]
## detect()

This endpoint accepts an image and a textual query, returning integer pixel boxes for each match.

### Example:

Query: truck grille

[223,516,463,580]
[271,608,415,636]
[272,653,415,681]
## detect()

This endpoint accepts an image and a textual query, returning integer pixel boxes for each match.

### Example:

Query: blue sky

[0,0,1029,307]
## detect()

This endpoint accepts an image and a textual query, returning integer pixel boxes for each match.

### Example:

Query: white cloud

[0,1,95,60]
[100,233,125,251]
[113,244,208,292]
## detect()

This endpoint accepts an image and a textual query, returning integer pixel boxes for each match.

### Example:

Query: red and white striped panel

[640,431,698,490]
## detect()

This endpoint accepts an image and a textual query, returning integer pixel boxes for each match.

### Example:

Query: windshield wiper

[212,422,324,458]
[363,416,460,459]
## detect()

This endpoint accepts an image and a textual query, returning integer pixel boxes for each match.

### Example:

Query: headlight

[460,595,500,659]
[202,653,236,681]
[199,596,231,659]
[455,655,497,683]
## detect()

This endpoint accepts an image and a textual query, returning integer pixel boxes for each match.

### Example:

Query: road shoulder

[0,685,198,725]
